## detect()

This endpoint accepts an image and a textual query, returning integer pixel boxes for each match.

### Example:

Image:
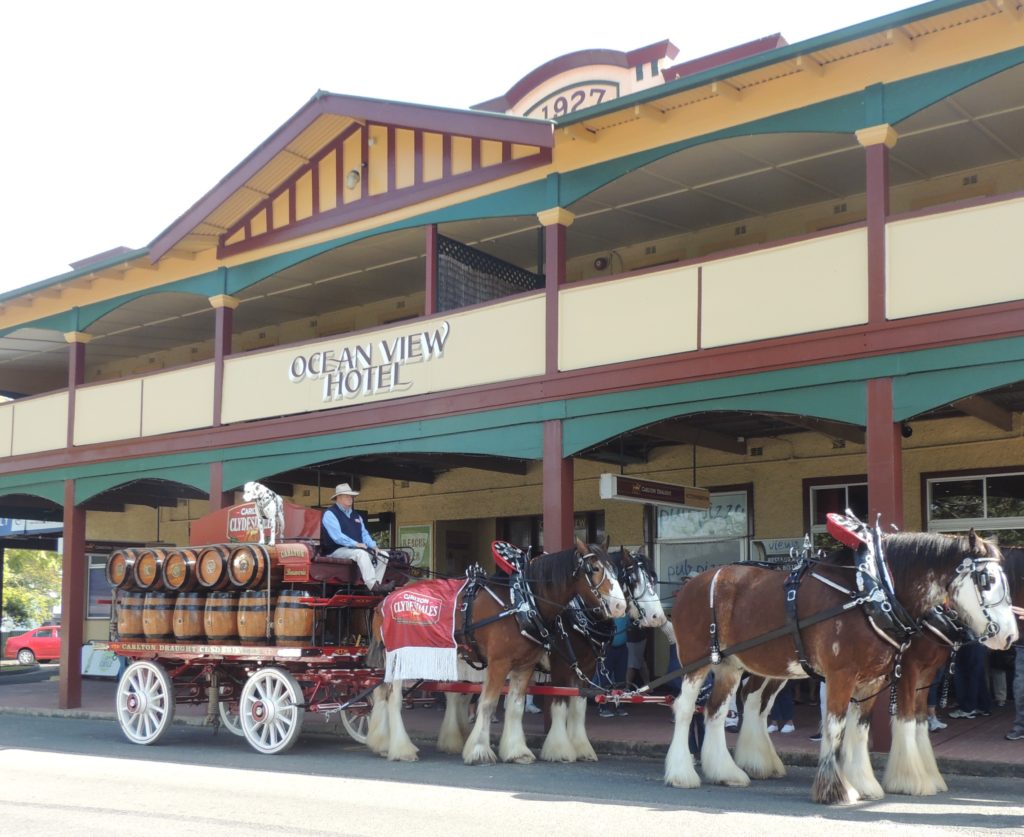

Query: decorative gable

[218,119,549,257]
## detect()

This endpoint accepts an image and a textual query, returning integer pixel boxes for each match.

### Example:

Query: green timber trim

[563,382,867,457]
[74,463,212,505]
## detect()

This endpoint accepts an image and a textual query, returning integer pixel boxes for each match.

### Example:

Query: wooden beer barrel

[238,590,277,645]
[107,549,141,591]
[116,591,146,639]
[228,544,269,589]
[204,591,239,642]
[133,548,167,592]
[162,548,199,592]
[274,590,315,644]
[173,592,206,641]
[142,591,175,640]
[196,544,232,591]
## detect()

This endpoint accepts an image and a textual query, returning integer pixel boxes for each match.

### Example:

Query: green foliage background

[2,550,62,627]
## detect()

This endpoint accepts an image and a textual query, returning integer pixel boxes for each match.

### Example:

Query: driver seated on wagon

[320,483,390,591]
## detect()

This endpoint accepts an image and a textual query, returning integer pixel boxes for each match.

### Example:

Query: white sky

[0,0,925,296]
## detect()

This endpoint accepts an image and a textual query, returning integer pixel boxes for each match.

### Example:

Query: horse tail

[365,605,385,669]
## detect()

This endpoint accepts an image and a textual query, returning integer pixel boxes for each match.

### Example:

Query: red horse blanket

[380,578,467,683]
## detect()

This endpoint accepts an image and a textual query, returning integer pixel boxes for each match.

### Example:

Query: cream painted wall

[559,265,699,370]
[74,379,142,446]
[887,196,1024,319]
[701,229,868,348]
[141,364,215,436]
[221,294,545,423]
[11,392,68,455]
[0,401,12,457]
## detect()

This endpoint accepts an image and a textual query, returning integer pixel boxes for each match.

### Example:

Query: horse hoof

[505,752,536,765]
[665,773,702,789]
[464,745,498,765]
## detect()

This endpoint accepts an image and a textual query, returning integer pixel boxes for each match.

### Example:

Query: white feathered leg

[540,699,576,763]
[883,717,935,796]
[700,670,750,787]
[665,674,703,789]
[437,692,470,754]
[916,720,947,793]
[734,680,786,779]
[383,679,419,761]
[567,696,598,761]
[498,669,535,763]
[463,671,501,765]
[366,684,391,755]
[840,704,883,800]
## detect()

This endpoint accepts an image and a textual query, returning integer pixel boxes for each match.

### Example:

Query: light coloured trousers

[326,547,388,589]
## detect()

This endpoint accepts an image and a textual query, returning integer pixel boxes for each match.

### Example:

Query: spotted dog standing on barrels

[243,481,286,546]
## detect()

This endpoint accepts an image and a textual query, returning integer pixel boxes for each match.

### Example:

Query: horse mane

[525,545,585,589]
[881,531,986,583]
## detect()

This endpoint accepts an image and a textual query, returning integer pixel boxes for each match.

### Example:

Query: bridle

[575,551,618,618]
[616,551,658,625]
[947,547,1011,643]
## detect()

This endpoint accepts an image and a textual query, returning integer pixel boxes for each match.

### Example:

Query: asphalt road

[0,715,1021,836]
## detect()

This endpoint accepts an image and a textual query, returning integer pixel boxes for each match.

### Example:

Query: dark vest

[320,505,365,555]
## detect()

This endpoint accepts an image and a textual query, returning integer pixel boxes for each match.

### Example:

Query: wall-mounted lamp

[345,169,361,190]
[901,422,914,439]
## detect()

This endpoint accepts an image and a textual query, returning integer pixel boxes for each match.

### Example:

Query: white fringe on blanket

[385,646,460,683]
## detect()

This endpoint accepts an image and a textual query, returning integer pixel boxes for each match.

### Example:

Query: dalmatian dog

[242,481,285,545]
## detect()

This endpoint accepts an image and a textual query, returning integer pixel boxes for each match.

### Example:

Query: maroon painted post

[208,460,233,512]
[542,420,574,552]
[425,224,438,316]
[58,479,86,709]
[539,208,574,377]
[64,332,90,447]
[856,125,897,326]
[866,375,903,753]
[209,295,237,427]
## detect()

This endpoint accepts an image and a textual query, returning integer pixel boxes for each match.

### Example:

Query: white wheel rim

[116,661,174,745]
[240,668,304,754]
[218,701,244,737]
[340,709,370,744]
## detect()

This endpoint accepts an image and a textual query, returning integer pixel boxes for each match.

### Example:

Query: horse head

[573,537,626,620]
[613,547,667,628]
[945,531,1019,651]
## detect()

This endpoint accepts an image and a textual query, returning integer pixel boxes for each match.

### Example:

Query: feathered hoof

[503,749,536,765]
[540,745,577,763]
[387,745,419,762]
[883,777,937,797]
[811,776,860,805]
[664,769,702,789]
[575,749,599,763]
[464,743,498,765]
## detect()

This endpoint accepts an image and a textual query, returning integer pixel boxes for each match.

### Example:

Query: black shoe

[809,733,822,742]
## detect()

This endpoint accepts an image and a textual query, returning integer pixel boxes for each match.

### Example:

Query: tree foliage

[2,549,62,627]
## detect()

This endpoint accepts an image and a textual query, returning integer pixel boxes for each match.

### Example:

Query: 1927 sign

[598,473,710,510]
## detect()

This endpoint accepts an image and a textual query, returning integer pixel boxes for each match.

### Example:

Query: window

[808,480,867,549]
[498,511,605,555]
[87,553,113,619]
[927,471,1024,546]
[655,490,751,585]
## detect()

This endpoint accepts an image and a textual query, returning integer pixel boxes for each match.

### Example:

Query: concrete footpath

[1,669,1022,778]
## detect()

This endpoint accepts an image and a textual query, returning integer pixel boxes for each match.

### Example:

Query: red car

[4,625,61,664]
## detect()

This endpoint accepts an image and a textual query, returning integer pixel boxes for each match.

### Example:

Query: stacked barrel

[106,543,316,645]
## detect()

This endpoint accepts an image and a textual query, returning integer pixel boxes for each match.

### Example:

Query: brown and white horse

[433,547,668,763]
[664,531,1018,804]
[539,548,668,763]
[367,539,625,764]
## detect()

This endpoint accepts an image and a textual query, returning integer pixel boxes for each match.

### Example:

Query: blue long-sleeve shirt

[322,505,377,549]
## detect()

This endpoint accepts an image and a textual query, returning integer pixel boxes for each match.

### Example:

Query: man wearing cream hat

[320,483,390,590]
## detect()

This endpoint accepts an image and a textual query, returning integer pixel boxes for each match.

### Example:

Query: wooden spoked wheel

[340,694,373,745]
[116,661,175,745]
[239,667,305,754]
[218,701,244,737]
